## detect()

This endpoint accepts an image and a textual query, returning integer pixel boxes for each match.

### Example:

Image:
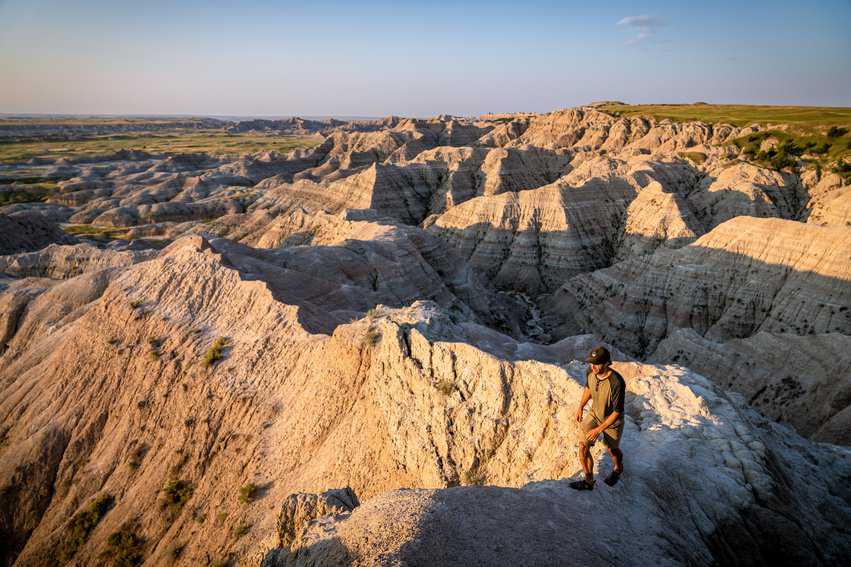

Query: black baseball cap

[587,346,611,365]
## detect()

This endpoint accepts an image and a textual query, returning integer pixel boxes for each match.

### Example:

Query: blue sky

[1,0,849,116]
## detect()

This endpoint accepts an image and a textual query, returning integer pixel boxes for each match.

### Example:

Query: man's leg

[608,447,623,473]
[571,416,597,490]
[579,442,594,481]
[603,430,623,486]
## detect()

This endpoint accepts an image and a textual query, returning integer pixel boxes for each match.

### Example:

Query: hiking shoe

[569,479,595,491]
[603,470,621,487]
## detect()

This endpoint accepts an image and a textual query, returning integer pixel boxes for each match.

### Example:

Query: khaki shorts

[577,413,623,449]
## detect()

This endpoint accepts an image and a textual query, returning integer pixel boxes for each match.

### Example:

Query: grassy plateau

[598,103,851,128]
[0,130,321,164]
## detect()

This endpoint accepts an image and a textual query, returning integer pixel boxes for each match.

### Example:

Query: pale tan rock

[652,329,851,443]
[546,217,851,355]
[804,172,851,228]
[410,145,572,214]
[425,176,635,293]
[0,238,584,564]
[512,107,743,154]
[0,243,155,279]
[276,488,359,549]
[689,162,806,230]
[262,362,851,566]
[615,180,702,260]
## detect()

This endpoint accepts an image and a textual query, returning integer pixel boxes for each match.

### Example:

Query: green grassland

[0,179,59,204]
[61,224,173,247]
[598,103,851,128]
[63,224,131,238]
[0,116,213,126]
[0,131,321,163]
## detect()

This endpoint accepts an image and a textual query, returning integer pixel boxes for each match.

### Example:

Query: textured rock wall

[546,217,851,355]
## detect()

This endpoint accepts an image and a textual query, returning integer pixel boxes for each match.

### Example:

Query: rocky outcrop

[0,243,155,279]
[511,107,743,154]
[413,145,572,212]
[261,362,851,566]
[425,177,635,293]
[615,180,702,260]
[652,329,851,444]
[546,217,851,355]
[423,153,713,293]
[276,488,359,550]
[804,172,851,228]
[0,236,588,564]
[689,162,806,230]
[0,212,75,255]
[225,117,337,136]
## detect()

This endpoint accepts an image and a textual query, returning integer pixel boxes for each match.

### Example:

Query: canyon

[0,105,849,566]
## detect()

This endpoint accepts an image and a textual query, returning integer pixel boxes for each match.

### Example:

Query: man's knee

[608,446,623,459]
[578,441,588,453]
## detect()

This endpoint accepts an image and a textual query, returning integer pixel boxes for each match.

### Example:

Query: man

[569,346,625,490]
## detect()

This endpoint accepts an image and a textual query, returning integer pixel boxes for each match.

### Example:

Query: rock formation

[652,329,851,444]
[261,361,851,565]
[547,216,851,352]
[0,106,849,566]
[0,212,76,255]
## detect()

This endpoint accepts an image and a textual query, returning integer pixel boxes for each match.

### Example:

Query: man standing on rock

[570,346,625,490]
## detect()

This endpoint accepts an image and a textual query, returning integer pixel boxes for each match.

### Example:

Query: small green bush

[57,493,115,562]
[129,299,144,309]
[102,525,145,567]
[769,151,794,170]
[827,126,848,138]
[202,337,229,367]
[833,160,851,182]
[160,479,193,519]
[128,444,148,471]
[436,379,454,396]
[231,522,251,539]
[239,483,259,504]
[362,327,382,347]
[812,142,831,155]
[460,466,486,486]
[680,151,707,164]
[169,543,185,560]
[742,143,759,157]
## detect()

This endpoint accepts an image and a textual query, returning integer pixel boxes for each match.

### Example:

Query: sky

[1,0,850,117]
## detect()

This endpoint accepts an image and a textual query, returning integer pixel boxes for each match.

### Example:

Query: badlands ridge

[0,107,850,565]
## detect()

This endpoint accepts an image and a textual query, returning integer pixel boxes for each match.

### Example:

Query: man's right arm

[575,387,591,422]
